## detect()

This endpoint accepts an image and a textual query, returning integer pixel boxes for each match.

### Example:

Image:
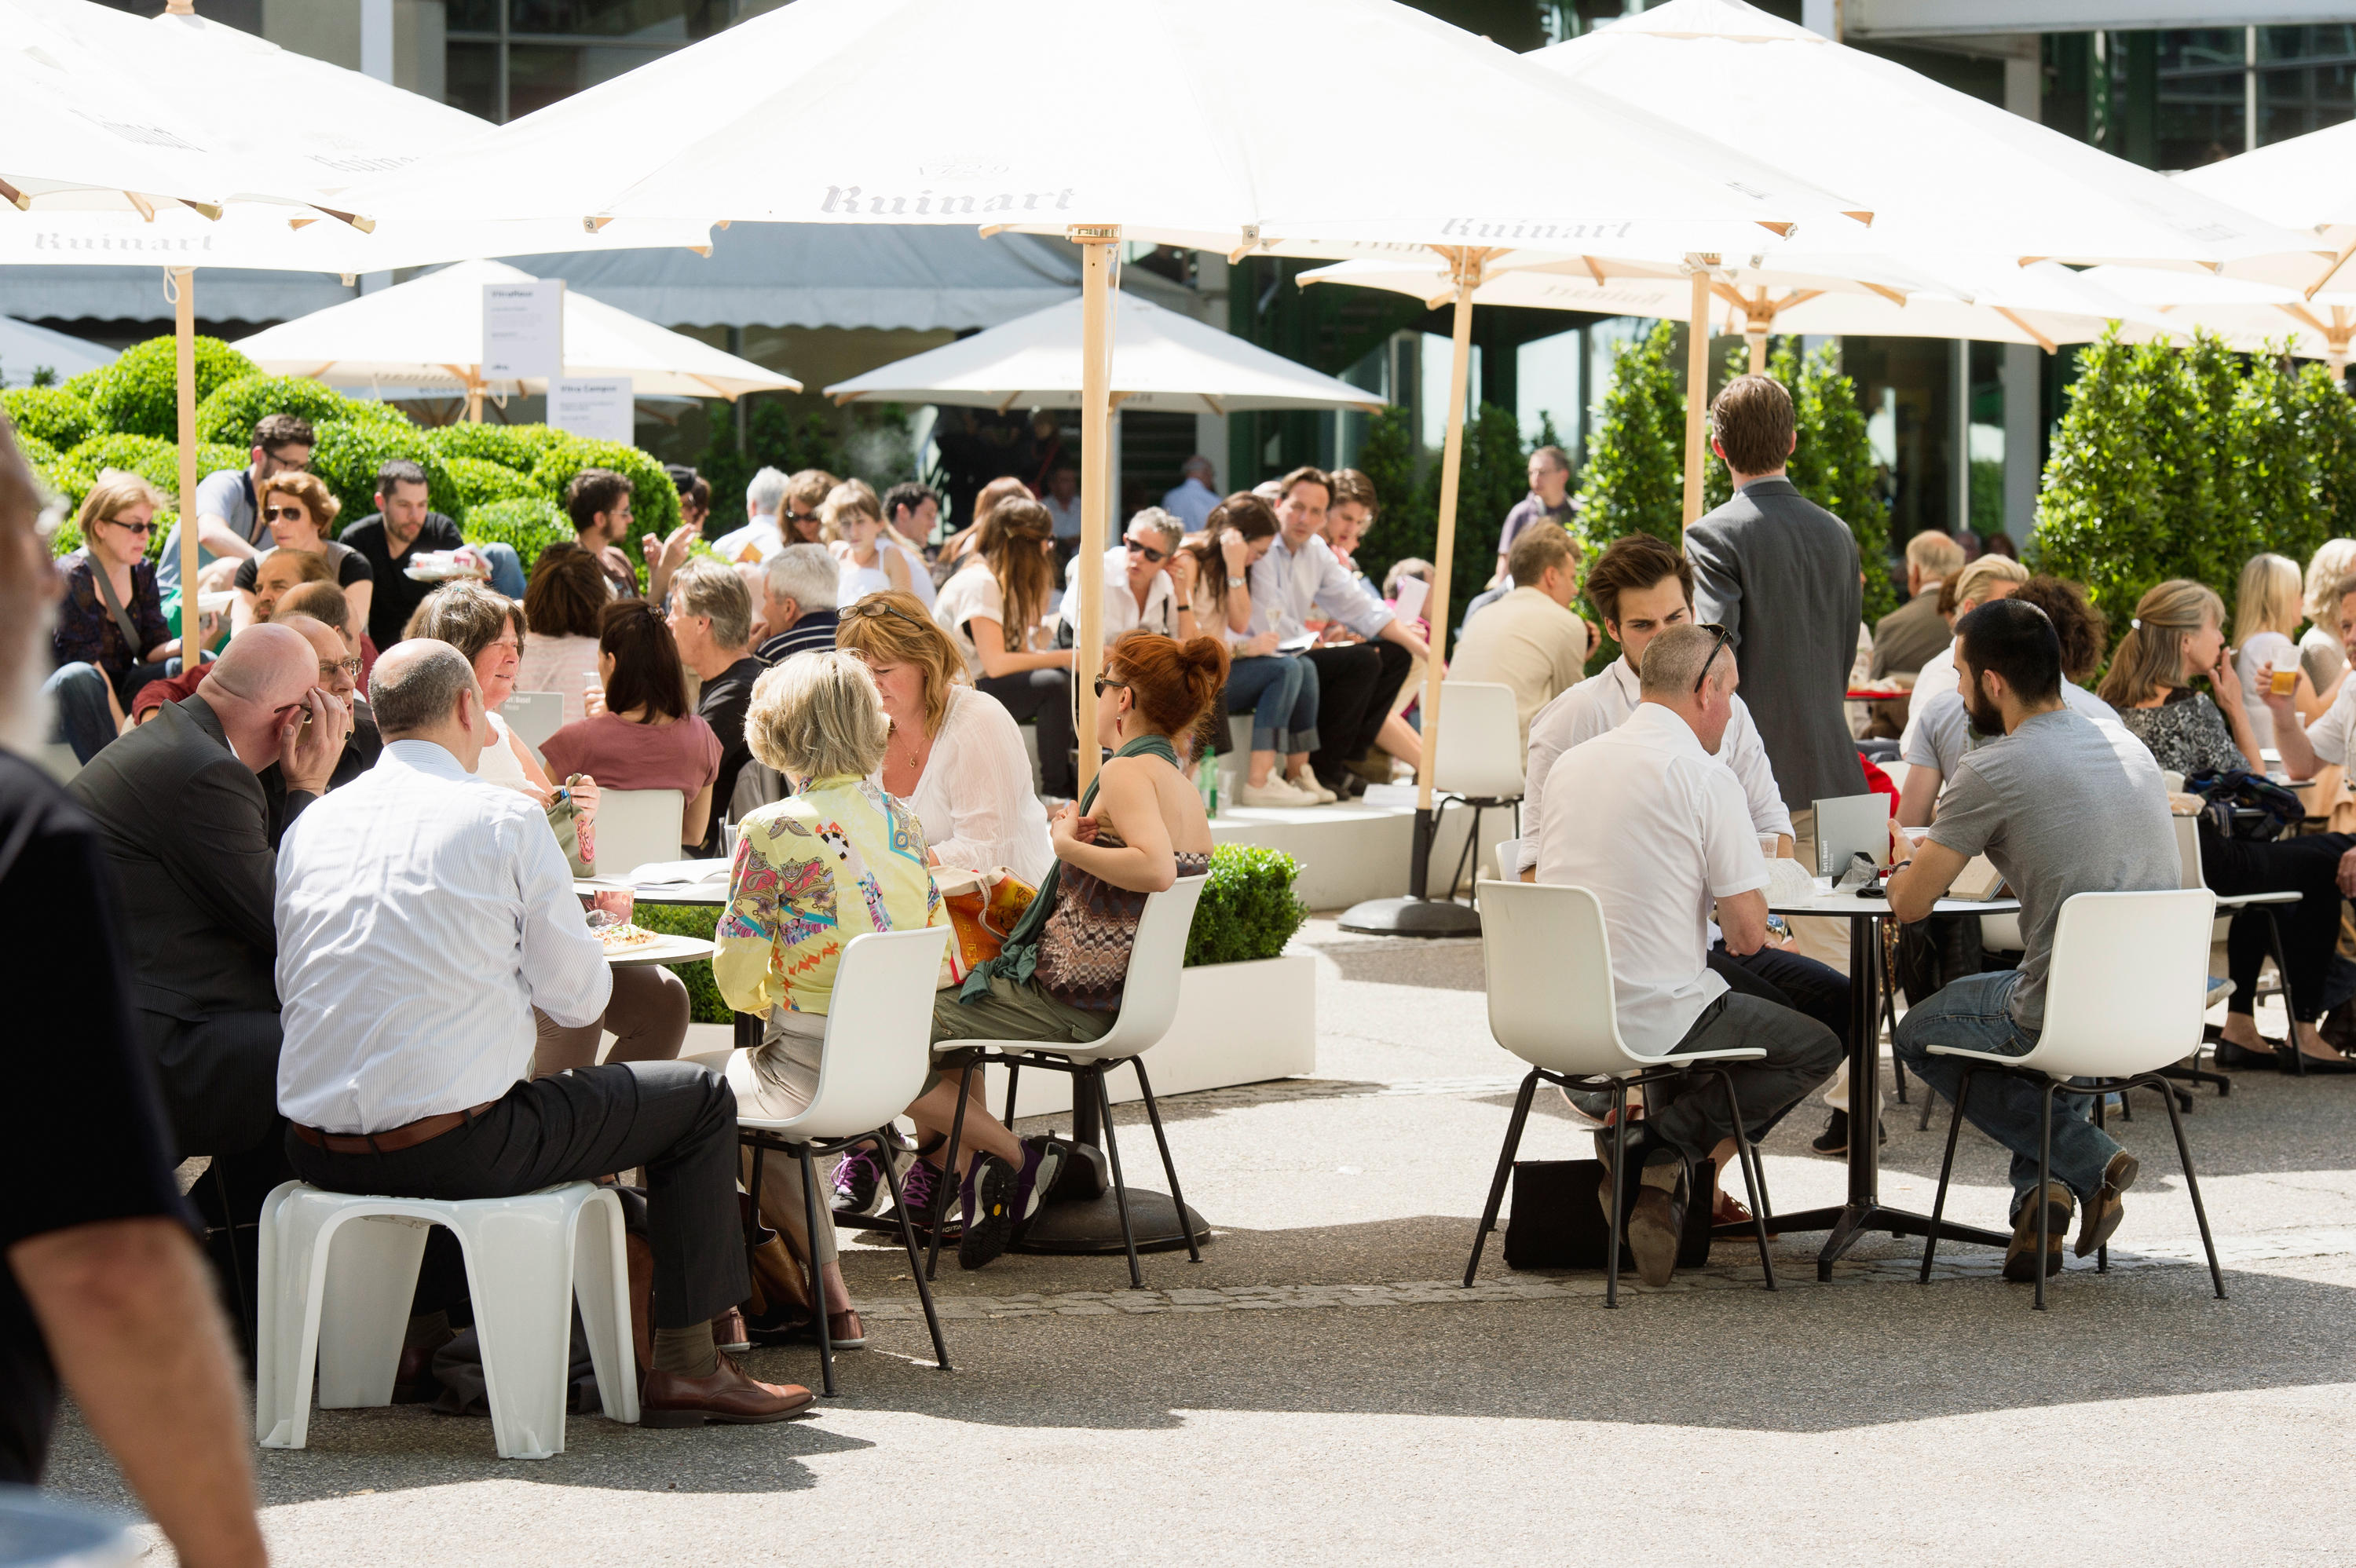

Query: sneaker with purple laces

[832,1144,887,1216]
[878,1157,954,1237]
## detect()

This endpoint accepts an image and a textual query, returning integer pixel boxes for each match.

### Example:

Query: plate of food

[196,590,238,615]
[597,921,663,952]
[404,547,492,583]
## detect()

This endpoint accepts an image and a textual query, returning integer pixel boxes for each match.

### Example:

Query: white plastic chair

[255,1180,635,1459]
[932,874,1210,1288]
[1463,879,1777,1305]
[594,788,686,879]
[501,691,565,751]
[1919,887,2227,1310]
[727,926,953,1397]
[1429,682,1524,898]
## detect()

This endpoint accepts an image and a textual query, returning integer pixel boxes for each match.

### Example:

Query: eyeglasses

[263,506,308,523]
[1695,623,1733,693]
[261,449,310,473]
[319,656,362,680]
[1092,676,1129,699]
[844,598,931,632]
[1124,539,1168,564]
[102,517,155,536]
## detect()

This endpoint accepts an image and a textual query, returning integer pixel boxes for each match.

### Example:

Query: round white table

[602,931,714,967]
[1766,878,2022,1279]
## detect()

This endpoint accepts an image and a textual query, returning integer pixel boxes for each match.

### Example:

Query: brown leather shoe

[713,1307,751,1354]
[640,1354,814,1427]
[824,1309,865,1349]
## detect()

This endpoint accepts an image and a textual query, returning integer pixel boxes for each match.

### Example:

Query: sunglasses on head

[1695,623,1733,693]
[1124,538,1168,564]
[845,598,930,632]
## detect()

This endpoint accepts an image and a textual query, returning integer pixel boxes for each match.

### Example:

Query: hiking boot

[959,1153,1021,1270]
[1012,1136,1068,1226]
[2003,1182,2074,1282]
[1626,1149,1690,1288]
[2075,1151,2138,1258]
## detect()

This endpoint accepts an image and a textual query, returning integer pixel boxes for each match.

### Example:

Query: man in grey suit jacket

[69,624,349,1167]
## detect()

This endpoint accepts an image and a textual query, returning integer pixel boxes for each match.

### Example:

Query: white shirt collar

[1619,700,1709,759]
[379,737,474,780]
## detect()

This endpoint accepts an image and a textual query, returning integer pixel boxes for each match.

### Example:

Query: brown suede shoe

[640,1354,814,1427]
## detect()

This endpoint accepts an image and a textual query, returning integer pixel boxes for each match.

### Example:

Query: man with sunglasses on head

[1533,623,1842,1287]
[1060,507,1198,645]
[156,413,314,601]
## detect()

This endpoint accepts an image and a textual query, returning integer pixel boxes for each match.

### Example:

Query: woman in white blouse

[837,590,1054,885]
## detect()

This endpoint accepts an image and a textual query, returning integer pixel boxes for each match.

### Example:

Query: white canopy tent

[825,293,1382,417]
[0,318,116,389]
[232,259,799,413]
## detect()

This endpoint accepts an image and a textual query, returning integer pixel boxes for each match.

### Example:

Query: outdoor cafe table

[1766,879,2023,1279]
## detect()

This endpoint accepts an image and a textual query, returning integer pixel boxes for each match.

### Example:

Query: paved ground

[46,919,2356,1566]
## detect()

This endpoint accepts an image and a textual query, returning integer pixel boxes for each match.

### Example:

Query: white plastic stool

[255,1181,638,1460]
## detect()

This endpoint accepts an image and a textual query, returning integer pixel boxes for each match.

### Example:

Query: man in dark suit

[1871,529,1963,683]
[68,623,350,1198]
[1686,375,1868,958]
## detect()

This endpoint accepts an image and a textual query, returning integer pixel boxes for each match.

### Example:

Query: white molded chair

[932,875,1210,1288]
[501,691,565,751]
[255,1180,635,1459]
[1919,887,2227,1310]
[1429,682,1524,898]
[1463,879,1776,1305]
[594,788,686,879]
[727,926,953,1397]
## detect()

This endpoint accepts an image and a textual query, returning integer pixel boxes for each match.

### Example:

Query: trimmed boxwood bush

[424,422,569,471]
[633,904,728,1023]
[51,433,245,513]
[462,495,573,569]
[84,337,257,440]
[195,373,401,447]
[2,387,95,452]
[444,454,543,512]
[308,420,457,532]
[529,435,678,570]
[13,433,59,469]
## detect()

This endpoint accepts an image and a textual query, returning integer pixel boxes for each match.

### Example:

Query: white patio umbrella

[825,292,1381,416]
[232,259,798,415]
[2081,265,2356,374]
[0,318,116,389]
[336,0,1873,817]
[2172,120,2356,298]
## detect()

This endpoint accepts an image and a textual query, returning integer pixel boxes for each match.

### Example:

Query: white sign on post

[550,377,634,446]
[481,280,563,381]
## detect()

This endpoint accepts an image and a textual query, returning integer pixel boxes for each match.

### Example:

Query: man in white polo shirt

[1535,623,1842,1286]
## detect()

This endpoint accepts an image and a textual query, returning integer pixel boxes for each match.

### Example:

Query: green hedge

[46,433,245,517]
[2,387,95,451]
[196,373,401,446]
[13,433,59,469]
[444,454,544,512]
[84,336,257,441]
[631,842,1307,1026]
[309,420,458,532]
[423,421,569,471]
[461,495,573,569]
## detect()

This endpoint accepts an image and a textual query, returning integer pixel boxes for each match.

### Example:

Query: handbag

[546,784,595,876]
[1502,1157,1717,1271]
[2187,769,2303,842]
[935,865,1037,989]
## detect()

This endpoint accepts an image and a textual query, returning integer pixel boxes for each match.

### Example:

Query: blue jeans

[1893,970,2122,1214]
[1221,654,1319,755]
[46,659,172,763]
[477,542,526,600]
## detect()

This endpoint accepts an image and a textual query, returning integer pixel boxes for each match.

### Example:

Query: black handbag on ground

[1502,1157,1718,1272]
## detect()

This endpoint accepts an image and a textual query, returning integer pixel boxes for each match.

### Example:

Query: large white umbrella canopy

[1301,252,2169,353]
[2082,265,2356,372]
[826,293,1380,416]
[0,317,115,389]
[1533,0,2321,270]
[2172,121,2356,297]
[231,258,799,401]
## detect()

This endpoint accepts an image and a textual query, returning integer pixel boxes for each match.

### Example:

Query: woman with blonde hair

[836,589,1052,883]
[2233,552,2321,744]
[931,496,1076,796]
[230,470,371,636]
[701,649,948,1347]
[46,472,183,760]
[2301,538,2356,693]
[2103,578,2356,1070]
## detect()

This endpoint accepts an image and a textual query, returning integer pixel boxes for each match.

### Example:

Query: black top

[261,703,384,843]
[231,541,373,598]
[68,697,315,1021]
[340,512,463,647]
[0,751,190,1484]
[696,655,767,856]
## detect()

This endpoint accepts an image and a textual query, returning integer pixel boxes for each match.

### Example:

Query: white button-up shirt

[1534,703,1770,1056]
[1062,544,1179,643]
[274,739,611,1134]
[711,514,785,565]
[1247,531,1394,643]
[1510,656,1791,875]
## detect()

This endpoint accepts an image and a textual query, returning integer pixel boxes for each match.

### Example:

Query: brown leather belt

[292,1102,496,1156]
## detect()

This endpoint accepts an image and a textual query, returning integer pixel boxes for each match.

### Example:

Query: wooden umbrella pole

[1746,289,1770,374]
[1682,259,1712,532]
[1414,246,1487,817]
[1070,225,1120,794]
[170,268,199,613]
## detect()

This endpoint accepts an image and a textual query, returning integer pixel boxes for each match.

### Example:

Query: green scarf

[956,732,1180,1001]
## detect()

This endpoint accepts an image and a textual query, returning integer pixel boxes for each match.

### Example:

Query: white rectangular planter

[665,951,1317,1122]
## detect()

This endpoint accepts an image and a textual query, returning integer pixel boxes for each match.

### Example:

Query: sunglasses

[1124,538,1168,564]
[1092,676,1129,699]
[1695,623,1733,693]
[103,517,155,536]
[263,506,309,523]
[844,598,931,632]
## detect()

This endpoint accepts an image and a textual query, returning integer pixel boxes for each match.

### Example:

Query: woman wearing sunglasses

[46,473,185,761]
[230,472,372,638]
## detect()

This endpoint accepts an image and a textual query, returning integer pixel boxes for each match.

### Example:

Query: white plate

[600,930,715,967]
[196,590,236,614]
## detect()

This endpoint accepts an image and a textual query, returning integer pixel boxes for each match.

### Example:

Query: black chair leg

[2033,1084,2057,1311]
[925,1058,979,1282]
[2267,912,2306,1079]
[873,1131,951,1370]
[745,1139,769,1254]
[798,1144,834,1396]
[2092,1088,2109,1274]
[1713,1071,1776,1291]
[1003,1060,1022,1129]
[1606,1082,1629,1309]
[1094,1069,1143,1288]
[1130,1057,1198,1263]
[1919,1065,1973,1282]
[1464,1070,1539,1288]
[2149,1073,2228,1301]
[209,1162,255,1353]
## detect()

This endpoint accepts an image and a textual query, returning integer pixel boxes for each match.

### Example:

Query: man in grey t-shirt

[1887,599,2177,1285]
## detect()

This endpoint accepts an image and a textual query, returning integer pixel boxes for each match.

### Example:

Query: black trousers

[2201,821,2354,1023]
[137,1008,284,1162]
[979,668,1077,796]
[286,1062,748,1331]
[1304,639,1411,781]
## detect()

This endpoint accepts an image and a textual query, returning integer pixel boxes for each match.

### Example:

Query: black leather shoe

[2213,1037,2285,1071]
[1625,1150,1690,1288]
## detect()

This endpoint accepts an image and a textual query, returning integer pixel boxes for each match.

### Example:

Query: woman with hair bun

[919,630,1224,1269]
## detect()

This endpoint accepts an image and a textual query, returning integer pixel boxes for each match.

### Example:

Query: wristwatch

[1227,575,1246,587]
